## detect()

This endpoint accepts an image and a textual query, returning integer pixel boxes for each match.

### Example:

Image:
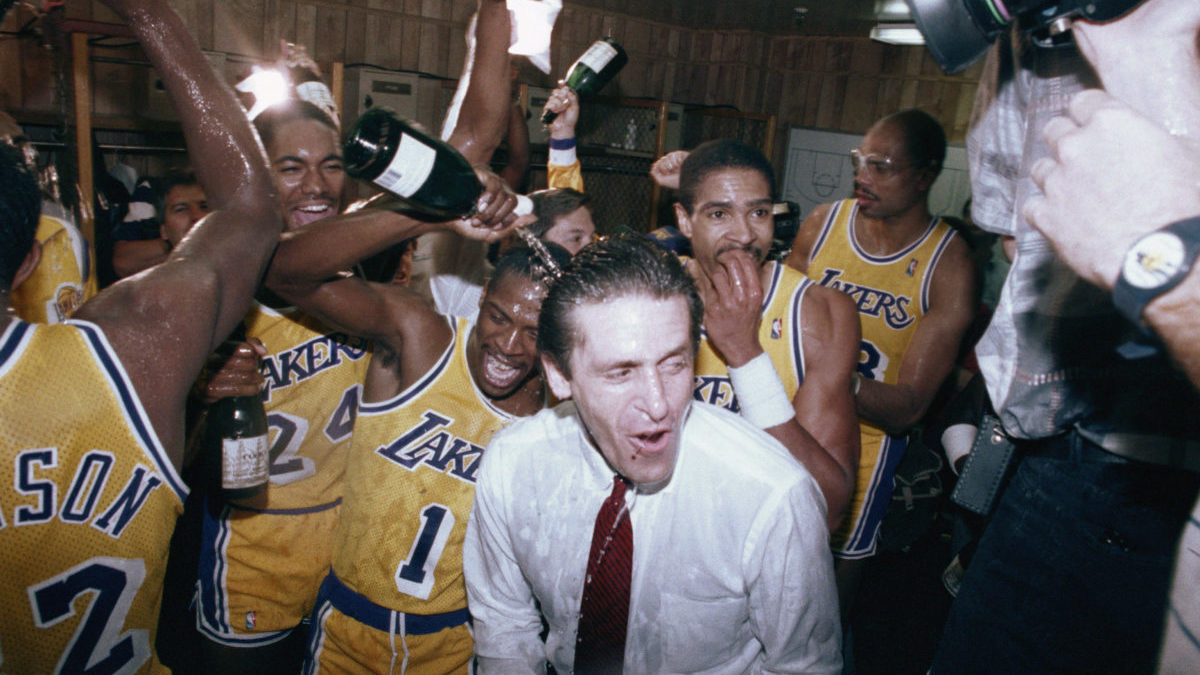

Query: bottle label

[576,41,618,74]
[375,133,437,198]
[222,434,269,489]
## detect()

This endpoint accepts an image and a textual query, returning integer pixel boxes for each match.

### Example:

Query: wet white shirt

[464,401,841,674]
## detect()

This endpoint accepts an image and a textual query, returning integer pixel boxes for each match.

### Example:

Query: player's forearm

[268,209,434,294]
[765,421,852,529]
[855,377,930,436]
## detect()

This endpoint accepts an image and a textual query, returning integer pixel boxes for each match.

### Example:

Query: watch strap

[1112,215,1200,325]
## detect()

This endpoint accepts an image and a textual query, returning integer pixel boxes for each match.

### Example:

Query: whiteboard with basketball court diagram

[782,126,971,223]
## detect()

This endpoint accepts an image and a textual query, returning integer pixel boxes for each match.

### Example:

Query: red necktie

[574,475,633,674]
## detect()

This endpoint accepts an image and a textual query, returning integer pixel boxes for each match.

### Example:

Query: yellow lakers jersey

[12,211,98,324]
[246,303,371,510]
[0,319,186,674]
[694,261,813,409]
[807,198,956,399]
[332,317,514,615]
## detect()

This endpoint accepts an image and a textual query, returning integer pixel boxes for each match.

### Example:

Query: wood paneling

[4,0,981,188]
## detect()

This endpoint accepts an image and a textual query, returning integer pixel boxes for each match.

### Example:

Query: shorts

[832,431,906,559]
[303,572,473,674]
[196,495,341,645]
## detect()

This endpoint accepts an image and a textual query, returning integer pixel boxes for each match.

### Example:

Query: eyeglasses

[849,148,914,178]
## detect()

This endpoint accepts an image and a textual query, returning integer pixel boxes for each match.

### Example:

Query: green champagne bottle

[541,38,629,125]
[344,107,531,219]
[208,340,269,501]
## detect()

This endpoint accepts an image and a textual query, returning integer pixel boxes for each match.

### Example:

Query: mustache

[714,243,765,261]
[854,182,879,200]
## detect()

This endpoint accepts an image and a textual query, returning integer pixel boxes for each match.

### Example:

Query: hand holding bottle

[543,84,580,139]
[455,164,536,239]
[202,339,267,404]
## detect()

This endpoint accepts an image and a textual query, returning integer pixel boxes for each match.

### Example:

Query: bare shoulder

[785,202,836,272]
[928,230,977,308]
[800,282,860,347]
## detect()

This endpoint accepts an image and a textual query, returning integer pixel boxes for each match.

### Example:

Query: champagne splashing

[514,226,564,284]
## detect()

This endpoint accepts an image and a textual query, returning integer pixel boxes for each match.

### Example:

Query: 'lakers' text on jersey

[808,198,957,558]
[0,319,186,674]
[694,261,812,413]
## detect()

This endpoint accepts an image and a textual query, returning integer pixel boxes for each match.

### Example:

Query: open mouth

[631,429,671,455]
[288,202,335,228]
[482,352,524,390]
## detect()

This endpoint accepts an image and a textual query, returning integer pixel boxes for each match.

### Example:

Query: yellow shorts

[197,497,341,645]
[303,572,473,674]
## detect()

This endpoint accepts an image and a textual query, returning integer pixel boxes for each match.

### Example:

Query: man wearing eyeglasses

[785,109,977,614]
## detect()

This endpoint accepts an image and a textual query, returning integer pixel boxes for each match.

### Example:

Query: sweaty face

[159,184,210,245]
[675,167,774,278]
[267,117,345,230]
[853,122,932,220]
[541,206,595,256]
[467,273,546,399]
[544,294,695,486]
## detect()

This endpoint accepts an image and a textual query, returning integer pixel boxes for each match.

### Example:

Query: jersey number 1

[394,503,454,601]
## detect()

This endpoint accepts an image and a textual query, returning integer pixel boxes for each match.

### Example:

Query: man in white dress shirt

[463,235,841,673]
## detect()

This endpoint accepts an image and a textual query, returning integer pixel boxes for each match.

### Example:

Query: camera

[905,0,1147,73]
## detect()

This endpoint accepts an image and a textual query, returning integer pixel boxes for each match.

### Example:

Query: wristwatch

[1112,216,1200,325]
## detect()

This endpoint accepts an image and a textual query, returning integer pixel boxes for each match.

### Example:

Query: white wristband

[727,352,794,429]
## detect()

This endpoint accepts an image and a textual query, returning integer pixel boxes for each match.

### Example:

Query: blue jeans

[932,430,1200,674]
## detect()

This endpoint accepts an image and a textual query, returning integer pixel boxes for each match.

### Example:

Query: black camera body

[906,0,1146,73]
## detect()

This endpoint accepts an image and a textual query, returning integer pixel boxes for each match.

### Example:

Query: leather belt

[1075,426,1200,473]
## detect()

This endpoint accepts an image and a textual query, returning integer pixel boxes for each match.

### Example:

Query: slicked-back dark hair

[0,143,41,290]
[538,233,703,377]
[528,188,592,239]
[876,108,946,178]
[253,99,338,154]
[677,138,775,214]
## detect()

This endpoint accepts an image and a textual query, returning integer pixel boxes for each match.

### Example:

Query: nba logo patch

[905,258,918,277]
[245,611,256,630]
[770,318,782,339]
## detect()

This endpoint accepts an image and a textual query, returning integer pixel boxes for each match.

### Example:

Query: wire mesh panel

[526,97,666,235]
[682,108,777,158]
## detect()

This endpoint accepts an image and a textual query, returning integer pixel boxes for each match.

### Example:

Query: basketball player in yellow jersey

[1,112,98,323]
[0,0,285,670]
[652,139,861,531]
[192,59,377,668]
[786,110,976,615]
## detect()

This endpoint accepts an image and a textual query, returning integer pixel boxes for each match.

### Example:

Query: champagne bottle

[541,38,629,125]
[208,342,269,501]
[343,107,530,220]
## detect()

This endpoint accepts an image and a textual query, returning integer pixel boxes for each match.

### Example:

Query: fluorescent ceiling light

[870,22,926,45]
[874,0,912,22]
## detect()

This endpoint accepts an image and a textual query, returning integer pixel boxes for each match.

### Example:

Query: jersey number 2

[26,557,150,674]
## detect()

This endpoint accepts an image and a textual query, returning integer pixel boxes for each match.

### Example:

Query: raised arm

[76,0,282,463]
[447,0,514,166]
[853,235,977,433]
